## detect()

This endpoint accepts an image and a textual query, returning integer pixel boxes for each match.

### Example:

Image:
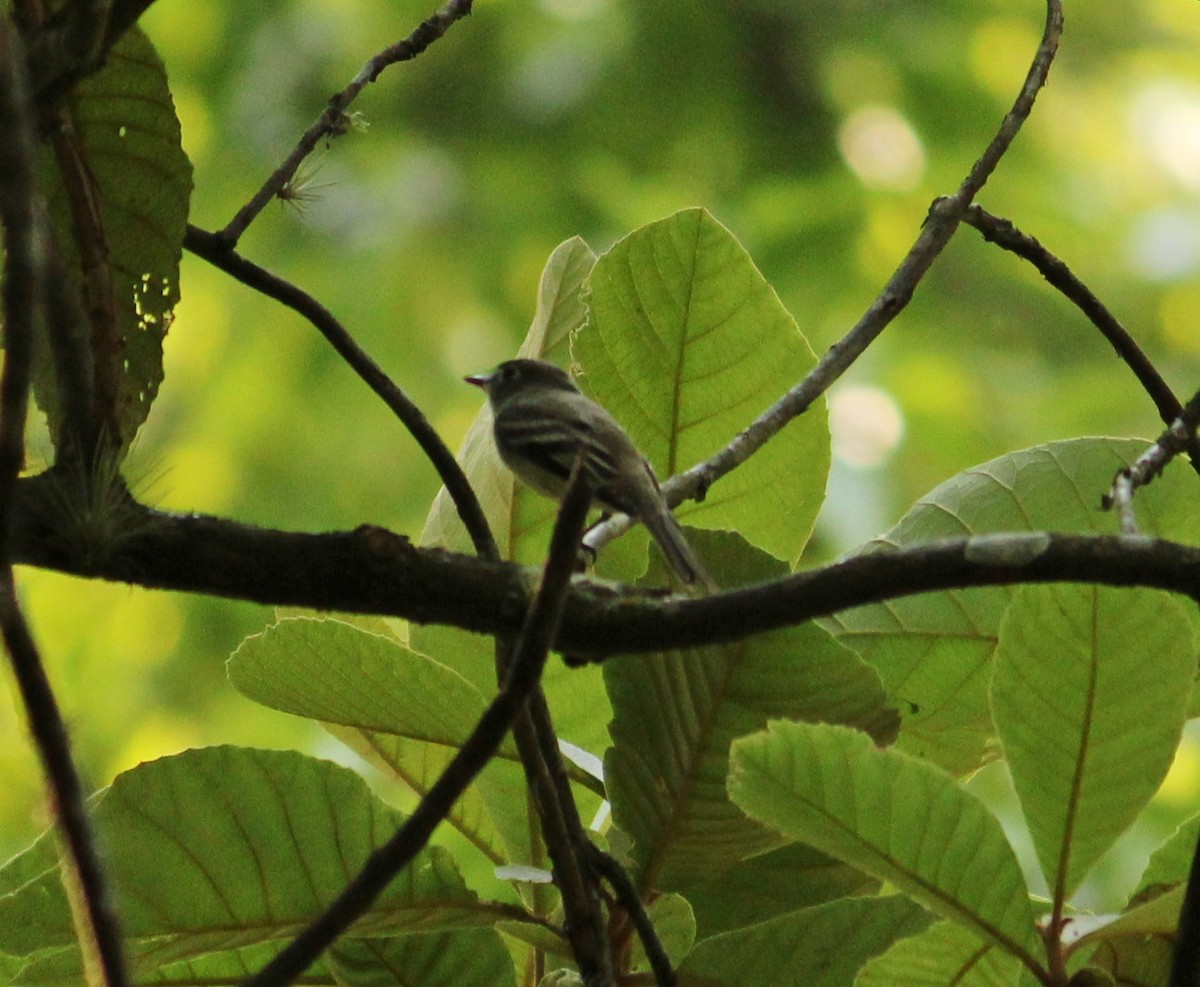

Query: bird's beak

[464,372,490,389]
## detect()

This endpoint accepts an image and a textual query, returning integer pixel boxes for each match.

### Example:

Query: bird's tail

[645,504,717,593]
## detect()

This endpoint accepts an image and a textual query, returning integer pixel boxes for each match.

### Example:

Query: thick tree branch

[183,224,498,562]
[586,0,1064,556]
[963,205,1200,475]
[244,458,593,987]
[216,0,474,247]
[0,20,128,987]
[13,481,1200,657]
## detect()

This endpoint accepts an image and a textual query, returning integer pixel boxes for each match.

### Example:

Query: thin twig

[585,0,1064,557]
[243,457,593,987]
[217,0,474,247]
[1103,388,1200,533]
[183,224,498,562]
[963,205,1200,476]
[0,19,128,987]
[588,846,675,987]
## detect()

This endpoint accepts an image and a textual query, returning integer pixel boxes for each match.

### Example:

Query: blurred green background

[5,0,1200,911]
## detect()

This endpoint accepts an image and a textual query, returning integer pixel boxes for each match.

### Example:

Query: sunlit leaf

[826,438,1200,775]
[854,920,1020,987]
[992,585,1194,899]
[729,721,1044,972]
[0,748,499,980]
[676,895,929,987]
[684,842,879,938]
[417,235,612,759]
[607,531,898,892]
[576,206,830,566]
[328,930,516,987]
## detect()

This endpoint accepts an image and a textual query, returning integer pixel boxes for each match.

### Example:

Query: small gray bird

[466,359,712,589]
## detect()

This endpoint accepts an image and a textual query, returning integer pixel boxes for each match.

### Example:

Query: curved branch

[14,481,1200,658]
[183,224,498,563]
[585,0,1064,555]
[962,205,1200,475]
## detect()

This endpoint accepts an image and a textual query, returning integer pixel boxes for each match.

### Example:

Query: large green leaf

[229,617,518,757]
[684,841,879,938]
[1084,935,1174,987]
[575,207,830,566]
[417,235,612,760]
[854,920,1020,987]
[606,531,898,893]
[992,585,1195,900]
[825,437,1200,775]
[0,748,503,980]
[422,234,596,563]
[34,26,192,450]
[729,721,1044,974]
[675,895,930,987]
[12,942,331,987]
[328,930,516,987]
[1134,812,1200,901]
[229,616,554,871]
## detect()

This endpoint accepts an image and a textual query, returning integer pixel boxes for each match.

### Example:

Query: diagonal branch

[216,0,474,247]
[588,845,676,987]
[242,455,593,987]
[962,205,1200,475]
[1105,388,1200,534]
[183,224,497,562]
[585,0,1064,556]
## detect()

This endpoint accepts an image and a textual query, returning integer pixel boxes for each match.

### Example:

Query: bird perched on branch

[466,358,713,590]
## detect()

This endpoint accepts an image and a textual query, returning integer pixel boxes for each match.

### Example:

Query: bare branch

[243,456,592,987]
[216,0,474,247]
[1104,388,1200,533]
[585,0,1064,556]
[13,484,1200,658]
[588,846,676,987]
[184,224,498,562]
[963,205,1200,475]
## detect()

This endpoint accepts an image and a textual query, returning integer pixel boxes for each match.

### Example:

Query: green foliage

[825,438,1200,775]
[9,5,1200,987]
[992,585,1194,900]
[576,208,830,566]
[855,921,1021,987]
[728,721,1043,969]
[0,747,508,985]
[11,192,1200,984]
[32,26,192,451]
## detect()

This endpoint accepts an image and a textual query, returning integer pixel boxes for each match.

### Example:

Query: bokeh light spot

[1127,207,1200,282]
[838,106,926,192]
[1129,81,1200,193]
[830,384,905,468]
